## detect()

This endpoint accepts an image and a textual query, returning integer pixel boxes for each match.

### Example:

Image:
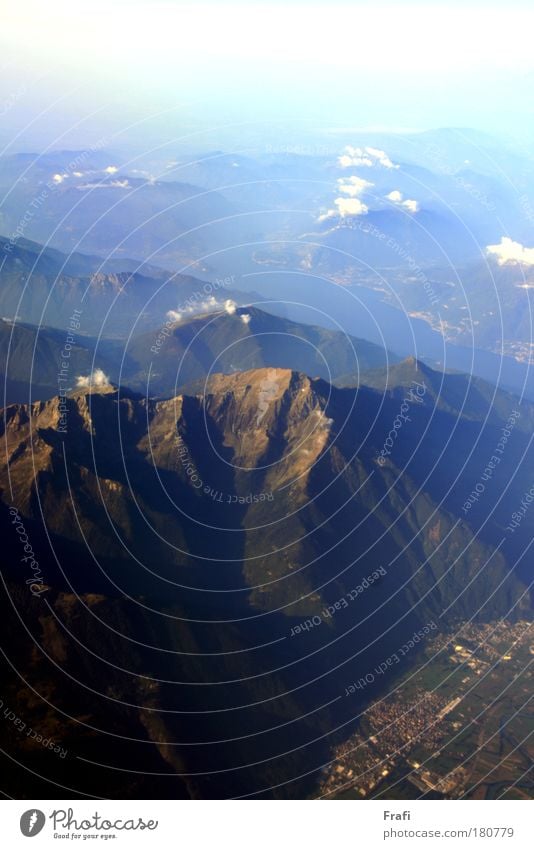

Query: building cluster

[319,620,533,798]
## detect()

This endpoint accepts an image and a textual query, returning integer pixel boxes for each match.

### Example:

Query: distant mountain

[0,319,125,404]
[330,127,530,179]
[165,149,331,212]
[0,149,118,188]
[0,300,399,404]
[308,207,482,271]
[125,305,400,396]
[401,256,534,360]
[223,269,534,401]
[356,356,531,426]
[0,167,245,268]
[0,232,174,277]
[0,235,249,336]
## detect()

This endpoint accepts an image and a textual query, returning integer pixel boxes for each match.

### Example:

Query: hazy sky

[2,0,534,151]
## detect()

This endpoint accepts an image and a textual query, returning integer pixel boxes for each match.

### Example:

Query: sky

[1,0,534,151]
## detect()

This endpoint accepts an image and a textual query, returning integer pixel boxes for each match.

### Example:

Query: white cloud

[319,175,372,221]
[338,149,373,168]
[337,175,373,197]
[334,197,368,217]
[76,368,111,389]
[240,313,251,324]
[386,189,419,213]
[487,237,534,266]
[223,299,237,314]
[365,146,397,169]
[486,236,534,265]
[318,196,369,222]
[104,165,118,174]
[338,146,398,170]
[166,298,218,322]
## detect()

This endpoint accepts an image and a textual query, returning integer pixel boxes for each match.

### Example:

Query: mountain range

[1,357,531,798]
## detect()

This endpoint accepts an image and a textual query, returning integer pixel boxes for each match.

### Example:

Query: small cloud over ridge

[76,368,111,389]
[319,175,372,221]
[386,190,419,213]
[165,297,238,323]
